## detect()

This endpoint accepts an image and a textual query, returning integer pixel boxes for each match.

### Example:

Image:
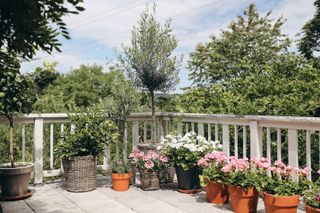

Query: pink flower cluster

[221,156,250,174]
[197,151,227,168]
[129,149,168,170]
[251,157,270,171]
[316,194,320,203]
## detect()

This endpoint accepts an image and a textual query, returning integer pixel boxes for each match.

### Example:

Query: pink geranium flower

[144,160,154,169]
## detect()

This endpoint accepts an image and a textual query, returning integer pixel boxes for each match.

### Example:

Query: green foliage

[298,0,320,59]
[304,185,320,209]
[31,61,60,95]
[189,4,290,85]
[111,161,131,174]
[0,0,84,60]
[263,175,300,196]
[34,65,121,112]
[55,107,118,159]
[119,4,182,142]
[226,170,261,190]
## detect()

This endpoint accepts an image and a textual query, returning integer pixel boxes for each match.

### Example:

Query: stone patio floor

[0,176,306,213]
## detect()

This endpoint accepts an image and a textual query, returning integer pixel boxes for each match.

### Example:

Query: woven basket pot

[130,161,136,185]
[140,170,160,191]
[159,166,175,183]
[62,155,96,192]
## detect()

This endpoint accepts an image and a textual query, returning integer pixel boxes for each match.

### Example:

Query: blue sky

[21,0,316,91]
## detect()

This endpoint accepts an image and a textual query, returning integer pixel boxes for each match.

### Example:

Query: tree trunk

[151,91,156,144]
[9,118,15,168]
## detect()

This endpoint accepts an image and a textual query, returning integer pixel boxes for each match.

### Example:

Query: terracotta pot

[305,203,320,213]
[263,192,299,213]
[111,173,131,191]
[228,185,259,213]
[0,163,34,200]
[206,181,229,205]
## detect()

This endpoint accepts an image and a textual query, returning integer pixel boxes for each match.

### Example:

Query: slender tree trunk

[9,118,15,168]
[151,91,156,144]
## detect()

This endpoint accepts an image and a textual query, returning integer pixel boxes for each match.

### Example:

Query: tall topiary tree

[0,56,37,167]
[119,4,182,143]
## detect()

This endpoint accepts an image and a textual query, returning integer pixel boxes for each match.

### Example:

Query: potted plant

[111,161,132,191]
[262,160,306,213]
[304,185,320,213]
[129,149,167,191]
[160,132,222,194]
[222,157,262,213]
[0,63,37,200]
[56,108,118,192]
[197,151,229,204]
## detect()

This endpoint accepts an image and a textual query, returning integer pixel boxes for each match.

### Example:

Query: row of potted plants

[198,151,320,213]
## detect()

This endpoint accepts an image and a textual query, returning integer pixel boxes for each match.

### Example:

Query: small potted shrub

[197,151,229,204]
[0,65,37,200]
[56,108,118,192]
[262,160,308,213]
[222,157,262,213]
[111,161,131,191]
[160,132,222,194]
[304,185,320,213]
[129,149,167,191]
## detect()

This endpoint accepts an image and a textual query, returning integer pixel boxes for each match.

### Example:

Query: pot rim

[0,162,34,170]
[305,203,320,211]
[262,191,300,198]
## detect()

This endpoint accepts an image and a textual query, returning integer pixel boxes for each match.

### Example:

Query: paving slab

[1,200,33,213]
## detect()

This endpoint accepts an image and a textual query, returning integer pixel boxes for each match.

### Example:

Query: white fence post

[222,125,230,157]
[132,121,139,150]
[198,123,204,136]
[34,118,44,184]
[288,129,299,181]
[250,121,262,160]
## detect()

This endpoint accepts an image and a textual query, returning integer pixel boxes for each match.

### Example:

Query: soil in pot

[206,181,229,205]
[62,155,96,192]
[175,166,201,194]
[305,203,320,213]
[140,170,160,191]
[112,173,131,191]
[0,163,34,200]
[263,192,299,213]
[228,185,259,213]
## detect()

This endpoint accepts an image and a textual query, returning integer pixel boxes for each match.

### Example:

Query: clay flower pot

[228,185,259,213]
[263,192,299,213]
[305,203,320,213]
[206,181,229,205]
[111,173,131,191]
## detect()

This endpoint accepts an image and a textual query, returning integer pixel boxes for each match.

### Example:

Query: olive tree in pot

[104,72,140,185]
[0,56,37,200]
[55,107,118,192]
[118,4,182,150]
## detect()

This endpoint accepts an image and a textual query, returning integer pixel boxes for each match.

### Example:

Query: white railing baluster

[198,123,204,136]
[60,123,64,171]
[288,129,299,181]
[250,121,262,160]
[191,122,195,132]
[223,125,230,157]
[306,130,311,181]
[215,124,219,141]
[185,123,189,133]
[50,123,54,170]
[132,121,139,150]
[277,128,281,161]
[143,122,147,143]
[34,118,44,184]
[208,124,211,140]
[22,124,26,162]
[178,123,183,135]
[266,127,271,162]
[234,125,238,158]
[243,126,247,158]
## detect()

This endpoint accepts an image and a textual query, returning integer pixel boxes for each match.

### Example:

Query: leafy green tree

[188,4,290,86]
[0,0,84,61]
[298,0,320,59]
[31,61,59,95]
[33,65,120,112]
[104,71,140,162]
[0,59,37,167]
[119,5,182,143]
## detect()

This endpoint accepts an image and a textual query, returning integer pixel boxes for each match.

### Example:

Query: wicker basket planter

[140,170,160,191]
[130,161,136,185]
[62,155,96,192]
[159,166,175,183]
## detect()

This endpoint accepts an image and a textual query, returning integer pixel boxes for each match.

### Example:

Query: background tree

[104,71,140,162]
[0,0,84,61]
[119,5,182,143]
[0,59,37,167]
[188,4,290,86]
[298,0,320,59]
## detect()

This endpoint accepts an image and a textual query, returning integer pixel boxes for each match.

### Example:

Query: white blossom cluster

[158,131,222,153]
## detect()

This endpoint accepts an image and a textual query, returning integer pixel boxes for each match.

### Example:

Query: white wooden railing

[0,112,319,184]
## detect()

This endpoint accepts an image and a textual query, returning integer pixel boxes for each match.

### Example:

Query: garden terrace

[0,112,319,183]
